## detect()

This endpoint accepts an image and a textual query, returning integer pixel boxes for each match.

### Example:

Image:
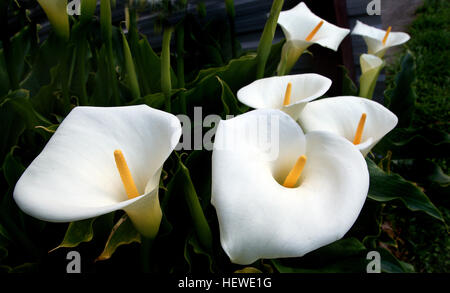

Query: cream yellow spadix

[283,155,307,188]
[353,113,367,145]
[306,20,324,42]
[114,149,140,199]
[382,26,392,46]
[283,82,293,106]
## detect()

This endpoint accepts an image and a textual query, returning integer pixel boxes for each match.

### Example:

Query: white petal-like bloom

[237,74,332,120]
[277,2,350,75]
[359,54,385,99]
[14,105,182,238]
[298,96,398,156]
[351,21,410,58]
[211,109,369,265]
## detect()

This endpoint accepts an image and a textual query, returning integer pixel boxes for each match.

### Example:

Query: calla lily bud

[37,0,70,40]
[359,54,385,99]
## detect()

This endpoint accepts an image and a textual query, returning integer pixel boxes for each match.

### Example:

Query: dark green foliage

[0,0,447,273]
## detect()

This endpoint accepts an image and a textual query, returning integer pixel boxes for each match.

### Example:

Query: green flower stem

[122,30,141,100]
[80,0,97,25]
[76,37,89,105]
[100,0,120,105]
[176,23,187,114]
[256,0,284,79]
[140,237,154,273]
[161,26,174,112]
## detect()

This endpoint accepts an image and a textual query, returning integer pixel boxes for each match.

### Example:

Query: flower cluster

[13,1,409,266]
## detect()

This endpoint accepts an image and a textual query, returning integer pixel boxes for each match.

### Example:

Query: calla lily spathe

[237,74,332,120]
[277,2,350,75]
[297,96,398,156]
[359,54,385,99]
[13,105,182,238]
[351,21,410,58]
[37,0,70,39]
[211,109,369,265]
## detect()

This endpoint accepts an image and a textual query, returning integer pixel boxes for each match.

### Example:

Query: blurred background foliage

[0,0,448,273]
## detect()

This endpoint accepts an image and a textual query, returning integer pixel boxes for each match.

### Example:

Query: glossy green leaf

[96,214,141,261]
[50,218,96,252]
[187,54,257,93]
[271,238,367,273]
[172,155,213,252]
[379,248,415,273]
[184,232,214,273]
[373,127,449,159]
[340,65,358,96]
[132,37,178,95]
[0,90,48,162]
[20,33,66,96]
[385,52,417,128]
[2,89,50,128]
[6,26,32,89]
[264,39,285,78]
[216,76,244,117]
[367,158,443,221]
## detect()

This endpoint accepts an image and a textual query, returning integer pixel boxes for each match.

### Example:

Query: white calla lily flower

[13,105,182,238]
[298,96,398,156]
[359,54,385,99]
[212,109,369,265]
[351,21,410,58]
[237,74,332,120]
[277,2,350,75]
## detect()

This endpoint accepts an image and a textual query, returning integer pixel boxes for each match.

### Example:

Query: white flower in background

[351,20,410,58]
[359,54,385,99]
[298,96,398,156]
[277,2,350,75]
[211,109,369,265]
[14,105,182,238]
[237,74,332,120]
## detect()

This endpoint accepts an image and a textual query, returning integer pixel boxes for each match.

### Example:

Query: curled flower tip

[382,26,392,46]
[114,149,139,199]
[305,20,324,41]
[353,113,367,145]
[283,82,292,106]
[283,155,307,188]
